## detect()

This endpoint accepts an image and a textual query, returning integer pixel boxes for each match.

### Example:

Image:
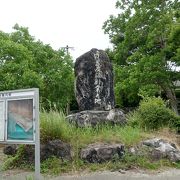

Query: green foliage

[2,110,148,174]
[128,97,180,130]
[25,175,34,180]
[40,110,73,143]
[3,110,180,174]
[120,152,159,170]
[85,152,173,172]
[2,155,19,171]
[0,25,74,110]
[175,162,180,169]
[40,157,62,175]
[40,110,145,146]
[103,0,180,110]
[2,145,26,170]
[126,110,140,128]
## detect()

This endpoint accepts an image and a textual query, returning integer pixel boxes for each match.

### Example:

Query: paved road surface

[1,169,180,180]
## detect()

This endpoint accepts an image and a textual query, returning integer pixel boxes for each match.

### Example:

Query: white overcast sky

[0,0,118,60]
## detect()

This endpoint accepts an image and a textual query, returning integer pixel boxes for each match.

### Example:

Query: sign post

[35,89,40,180]
[0,88,40,180]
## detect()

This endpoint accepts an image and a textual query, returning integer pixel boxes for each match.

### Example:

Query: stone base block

[66,109,126,127]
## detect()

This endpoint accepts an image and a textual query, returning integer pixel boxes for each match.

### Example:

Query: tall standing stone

[75,48,115,111]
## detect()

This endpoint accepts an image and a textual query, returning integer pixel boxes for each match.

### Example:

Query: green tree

[103,0,180,113]
[0,25,74,111]
[0,31,43,90]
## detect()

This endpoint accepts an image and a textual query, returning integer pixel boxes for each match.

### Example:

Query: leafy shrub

[128,97,180,130]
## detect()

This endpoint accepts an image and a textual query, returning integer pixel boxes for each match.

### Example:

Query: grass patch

[40,110,73,143]
[25,175,34,180]
[40,110,148,147]
[175,162,180,169]
[38,153,180,175]
[2,110,179,175]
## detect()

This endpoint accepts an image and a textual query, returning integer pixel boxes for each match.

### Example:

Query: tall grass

[40,110,148,147]
[40,110,73,143]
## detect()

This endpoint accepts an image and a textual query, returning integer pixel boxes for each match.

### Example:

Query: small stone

[41,139,72,161]
[118,169,126,174]
[129,147,137,155]
[3,145,18,155]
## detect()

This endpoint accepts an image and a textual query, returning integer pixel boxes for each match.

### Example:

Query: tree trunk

[163,85,178,115]
[66,102,70,115]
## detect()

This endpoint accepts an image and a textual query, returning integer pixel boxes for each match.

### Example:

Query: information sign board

[0,88,40,179]
[0,88,39,144]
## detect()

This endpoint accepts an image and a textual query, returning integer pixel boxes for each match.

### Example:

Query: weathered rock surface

[142,138,180,162]
[75,48,115,111]
[40,139,72,161]
[3,145,18,155]
[3,140,72,163]
[80,143,125,163]
[67,109,126,127]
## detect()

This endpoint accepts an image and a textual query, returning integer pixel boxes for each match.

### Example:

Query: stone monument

[67,49,126,127]
[75,48,115,111]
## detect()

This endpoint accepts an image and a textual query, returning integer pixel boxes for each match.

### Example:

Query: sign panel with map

[7,99,34,141]
[0,88,39,144]
[0,88,40,179]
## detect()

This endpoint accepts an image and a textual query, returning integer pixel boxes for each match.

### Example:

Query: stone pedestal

[67,109,126,127]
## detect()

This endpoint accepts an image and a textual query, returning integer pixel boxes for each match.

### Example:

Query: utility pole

[61,45,74,54]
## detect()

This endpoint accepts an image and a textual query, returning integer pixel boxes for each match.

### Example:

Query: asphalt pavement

[1,169,180,180]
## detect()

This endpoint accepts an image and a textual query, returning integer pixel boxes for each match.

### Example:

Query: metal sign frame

[0,88,40,179]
